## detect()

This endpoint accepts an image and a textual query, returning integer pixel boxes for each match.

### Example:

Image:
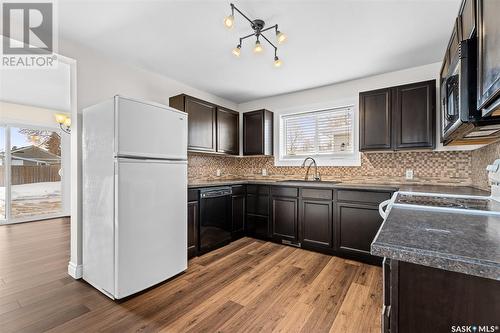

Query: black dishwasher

[199,187,232,254]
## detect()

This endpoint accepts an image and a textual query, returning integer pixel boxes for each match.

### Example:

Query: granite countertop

[372,207,500,281]
[188,179,490,196]
[188,179,400,192]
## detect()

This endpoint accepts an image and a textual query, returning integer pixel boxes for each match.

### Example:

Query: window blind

[282,106,353,157]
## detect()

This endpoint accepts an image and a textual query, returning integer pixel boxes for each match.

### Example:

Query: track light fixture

[224,3,286,67]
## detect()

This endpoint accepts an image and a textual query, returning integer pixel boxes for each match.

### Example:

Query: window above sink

[276,104,361,167]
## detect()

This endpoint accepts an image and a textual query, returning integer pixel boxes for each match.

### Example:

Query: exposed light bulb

[254,40,263,53]
[274,56,283,68]
[223,15,234,29]
[63,117,72,127]
[54,113,67,124]
[232,45,241,57]
[276,31,287,44]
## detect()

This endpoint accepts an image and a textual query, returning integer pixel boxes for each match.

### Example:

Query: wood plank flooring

[0,218,382,333]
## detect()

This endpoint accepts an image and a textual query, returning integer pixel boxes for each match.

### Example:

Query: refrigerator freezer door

[116,96,188,160]
[115,158,187,299]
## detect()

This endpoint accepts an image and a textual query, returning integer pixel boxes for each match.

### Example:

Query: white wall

[58,38,238,277]
[237,62,483,159]
[59,39,238,111]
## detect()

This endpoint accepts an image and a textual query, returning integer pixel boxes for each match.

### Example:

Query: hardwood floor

[0,218,382,333]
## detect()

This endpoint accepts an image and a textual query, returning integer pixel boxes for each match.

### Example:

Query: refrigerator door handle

[116,154,187,161]
[116,157,187,164]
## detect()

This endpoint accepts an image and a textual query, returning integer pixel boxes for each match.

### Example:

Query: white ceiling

[57,0,461,103]
[0,60,71,112]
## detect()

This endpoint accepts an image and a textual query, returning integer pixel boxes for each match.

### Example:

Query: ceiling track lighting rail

[224,3,286,67]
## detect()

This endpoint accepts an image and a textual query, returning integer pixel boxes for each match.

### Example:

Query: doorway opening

[0,124,69,224]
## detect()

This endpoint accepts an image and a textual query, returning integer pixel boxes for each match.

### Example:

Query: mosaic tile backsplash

[471,141,500,191]
[188,150,475,187]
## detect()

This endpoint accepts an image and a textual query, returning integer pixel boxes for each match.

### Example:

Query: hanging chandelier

[224,3,287,67]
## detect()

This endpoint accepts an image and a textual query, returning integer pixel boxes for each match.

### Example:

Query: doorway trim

[54,54,82,279]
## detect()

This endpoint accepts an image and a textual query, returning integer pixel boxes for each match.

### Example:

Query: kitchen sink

[281,180,341,184]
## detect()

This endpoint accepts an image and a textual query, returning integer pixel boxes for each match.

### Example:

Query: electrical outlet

[405,169,414,180]
[216,169,221,177]
[262,168,267,176]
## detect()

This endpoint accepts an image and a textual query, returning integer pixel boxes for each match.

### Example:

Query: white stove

[379,159,500,219]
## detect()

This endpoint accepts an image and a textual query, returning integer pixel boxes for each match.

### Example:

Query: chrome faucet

[301,157,321,181]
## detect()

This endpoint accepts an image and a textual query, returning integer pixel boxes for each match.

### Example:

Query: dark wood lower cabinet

[190,184,392,263]
[246,193,269,216]
[246,214,269,239]
[336,202,384,257]
[245,185,270,240]
[187,200,198,259]
[231,194,245,239]
[300,199,333,249]
[386,260,500,333]
[271,197,298,242]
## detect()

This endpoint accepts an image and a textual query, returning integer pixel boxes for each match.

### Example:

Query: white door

[115,158,187,299]
[115,97,187,160]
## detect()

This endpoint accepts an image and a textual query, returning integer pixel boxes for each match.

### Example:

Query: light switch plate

[216,169,221,177]
[262,168,267,176]
[405,169,414,180]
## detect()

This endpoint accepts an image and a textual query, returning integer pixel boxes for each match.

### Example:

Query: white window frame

[276,103,360,167]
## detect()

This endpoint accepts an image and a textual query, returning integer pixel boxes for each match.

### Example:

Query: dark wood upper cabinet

[169,95,217,152]
[477,0,500,116]
[359,88,392,151]
[217,107,239,155]
[360,80,436,151]
[243,110,273,156]
[393,80,436,149]
[169,94,239,155]
[447,18,462,65]
[459,0,475,40]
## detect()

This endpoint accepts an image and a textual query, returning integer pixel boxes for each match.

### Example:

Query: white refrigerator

[82,96,188,299]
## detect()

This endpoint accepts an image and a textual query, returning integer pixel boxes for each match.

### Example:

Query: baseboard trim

[68,262,83,279]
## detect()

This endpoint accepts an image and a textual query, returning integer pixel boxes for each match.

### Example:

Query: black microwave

[441,38,500,144]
